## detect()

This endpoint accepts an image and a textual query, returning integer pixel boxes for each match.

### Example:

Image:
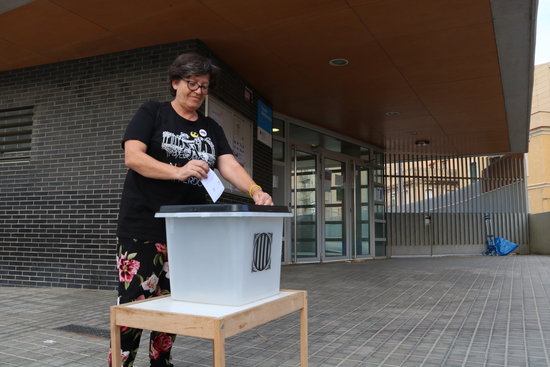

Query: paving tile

[5,256,550,366]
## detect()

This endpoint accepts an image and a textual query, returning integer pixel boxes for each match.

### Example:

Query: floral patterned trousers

[109,237,176,367]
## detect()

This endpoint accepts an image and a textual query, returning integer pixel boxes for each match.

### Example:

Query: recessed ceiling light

[329,58,349,66]
[272,128,280,133]
[415,140,430,147]
[385,111,400,117]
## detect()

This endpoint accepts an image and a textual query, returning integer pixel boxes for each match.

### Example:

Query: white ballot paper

[201,168,225,203]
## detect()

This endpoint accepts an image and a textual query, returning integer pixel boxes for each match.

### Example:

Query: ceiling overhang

[0,0,537,156]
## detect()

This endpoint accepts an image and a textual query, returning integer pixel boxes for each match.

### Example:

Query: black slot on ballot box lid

[158,204,290,213]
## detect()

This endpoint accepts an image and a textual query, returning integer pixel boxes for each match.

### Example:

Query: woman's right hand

[176,160,210,181]
[125,140,210,182]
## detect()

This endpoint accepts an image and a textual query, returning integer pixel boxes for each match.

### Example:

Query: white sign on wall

[206,96,253,196]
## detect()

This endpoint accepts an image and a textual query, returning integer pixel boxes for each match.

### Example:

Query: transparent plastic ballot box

[155,204,292,306]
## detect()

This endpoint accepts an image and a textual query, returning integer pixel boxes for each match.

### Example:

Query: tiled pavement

[2,255,550,366]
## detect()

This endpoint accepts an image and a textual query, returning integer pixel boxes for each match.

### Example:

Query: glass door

[289,145,379,262]
[354,164,370,257]
[291,148,319,262]
[323,158,347,259]
[373,151,386,257]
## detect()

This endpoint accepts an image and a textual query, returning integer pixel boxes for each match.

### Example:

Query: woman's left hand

[252,189,273,206]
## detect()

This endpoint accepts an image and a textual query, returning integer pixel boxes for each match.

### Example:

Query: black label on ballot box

[252,232,272,272]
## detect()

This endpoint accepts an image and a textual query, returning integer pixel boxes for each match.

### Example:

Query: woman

[110,52,272,367]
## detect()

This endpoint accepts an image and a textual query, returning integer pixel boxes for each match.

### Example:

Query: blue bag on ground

[494,237,518,256]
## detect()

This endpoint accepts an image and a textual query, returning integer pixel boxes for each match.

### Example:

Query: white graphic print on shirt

[162,130,216,185]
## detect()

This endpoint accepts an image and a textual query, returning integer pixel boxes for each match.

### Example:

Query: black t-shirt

[117,101,233,242]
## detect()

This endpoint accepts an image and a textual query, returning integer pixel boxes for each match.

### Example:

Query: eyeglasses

[182,79,209,94]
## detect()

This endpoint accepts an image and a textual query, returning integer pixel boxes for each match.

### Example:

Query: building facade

[0,2,536,289]
[1,40,387,289]
[528,62,550,213]
[0,40,274,289]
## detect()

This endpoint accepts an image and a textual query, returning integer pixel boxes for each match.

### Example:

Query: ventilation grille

[55,324,110,339]
[0,106,33,162]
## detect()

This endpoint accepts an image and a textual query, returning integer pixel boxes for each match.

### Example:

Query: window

[425,188,434,199]
[470,162,478,178]
[273,140,285,162]
[0,106,33,162]
[272,117,285,137]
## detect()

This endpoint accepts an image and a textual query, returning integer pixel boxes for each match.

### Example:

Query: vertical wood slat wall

[385,154,528,254]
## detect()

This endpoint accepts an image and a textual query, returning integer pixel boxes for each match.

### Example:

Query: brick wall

[0,39,272,290]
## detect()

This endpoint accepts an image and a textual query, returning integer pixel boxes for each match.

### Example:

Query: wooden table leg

[213,320,225,367]
[300,293,308,367]
[110,306,122,367]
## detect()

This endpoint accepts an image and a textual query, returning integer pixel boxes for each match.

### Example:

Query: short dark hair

[168,53,220,96]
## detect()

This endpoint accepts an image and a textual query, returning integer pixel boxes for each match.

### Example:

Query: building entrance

[286,144,377,263]
[272,117,385,264]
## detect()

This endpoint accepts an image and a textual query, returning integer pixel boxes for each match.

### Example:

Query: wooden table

[110,290,308,367]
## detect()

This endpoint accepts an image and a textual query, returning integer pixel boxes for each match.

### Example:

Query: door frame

[320,150,353,262]
[289,143,321,263]
[352,159,373,259]
[288,143,364,263]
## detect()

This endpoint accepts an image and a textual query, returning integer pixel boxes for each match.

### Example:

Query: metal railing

[385,154,528,255]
